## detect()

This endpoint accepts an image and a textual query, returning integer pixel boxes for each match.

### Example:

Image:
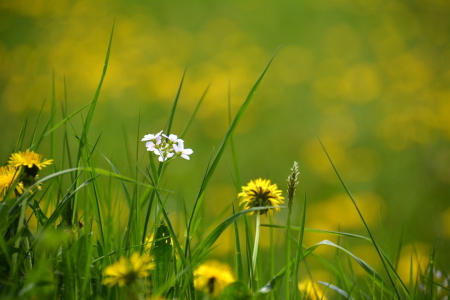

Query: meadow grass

[0,27,448,300]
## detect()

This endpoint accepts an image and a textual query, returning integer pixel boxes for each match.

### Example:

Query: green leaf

[28,200,49,226]
[193,207,279,260]
[219,282,252,300]
[186,49,280,255]
[151,223,173,292]
[318,281,354,300]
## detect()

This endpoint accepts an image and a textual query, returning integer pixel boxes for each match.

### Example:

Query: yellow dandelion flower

[238,178,284,217]
[8,149,53,170]
[193,260,235,298]
[102,252,155,287]
[298,280,328,300]
[0,166,24,200]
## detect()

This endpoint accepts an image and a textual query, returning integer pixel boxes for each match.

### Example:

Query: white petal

[142,134,153,141]
[184,149,193,155]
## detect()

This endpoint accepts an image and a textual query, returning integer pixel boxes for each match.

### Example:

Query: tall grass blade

[151,223,173,294]
[192,206,276,260]
[293,195,307,299]
[13,117,28,154]
[28,99,46,149]
[181,83,209,139]
[186,49,279,263]
[76,22,114,164]
[318,281,355,300]
[317,136,405,299]
[232,205,245,282]
[165,66,186,136]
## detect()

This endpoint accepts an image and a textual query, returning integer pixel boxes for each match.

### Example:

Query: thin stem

[286,204,292,300]
[252,214,260,283]
[12,195,29,275]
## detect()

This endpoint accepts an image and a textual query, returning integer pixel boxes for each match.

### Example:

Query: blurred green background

[1,0,450,281]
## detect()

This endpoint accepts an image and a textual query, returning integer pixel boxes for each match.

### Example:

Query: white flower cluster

[142,130,193,162]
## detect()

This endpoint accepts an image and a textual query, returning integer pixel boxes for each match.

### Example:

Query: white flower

[158,152,174,162]
[173,141,193,160]
[146,141,157,151]
[163,133,182,144]
[142,130,193,162]
[142,131,163,142]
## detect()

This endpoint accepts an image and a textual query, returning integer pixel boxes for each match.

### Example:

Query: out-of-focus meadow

[1,0,450,280]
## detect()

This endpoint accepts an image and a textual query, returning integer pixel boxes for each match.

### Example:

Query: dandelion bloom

[193,260,235,298]
[298,280,328,300]
[8,149,53,170]
[238,178,284,217]
[0,166,24,200]
[102,252,155,287]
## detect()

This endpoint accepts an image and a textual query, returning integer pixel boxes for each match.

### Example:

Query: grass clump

[0,27,448,300]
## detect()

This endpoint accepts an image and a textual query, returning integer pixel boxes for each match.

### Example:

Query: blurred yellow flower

[298,280,328,300]
[193,260,235,298]
[238,178,284,217]
[0,165,24,200]
[102,252,155,287]
[8,149,53,170]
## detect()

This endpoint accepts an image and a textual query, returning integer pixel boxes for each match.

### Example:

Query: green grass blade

[186,49,279,262]
[192,206,278,260]
[181,83,209,139]
[27,99,46,148]
[315,240,391,296]
[318,281,355,300]
[317,136,406,299]
[151,223,173,294]
[76,22,114,165]
[12,117,28,154]
[232,205,244,282]
[30,107,56,152]
[293,195,307,299]
[197,49,278,199]
[165,66,186,136]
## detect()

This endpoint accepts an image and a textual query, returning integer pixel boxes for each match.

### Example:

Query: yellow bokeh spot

[339,63,381,103]
[385,52,432,94]
[273,45,314,86]
[396,243,430,285]
[308,192,385,230]
[322,24,362,62]
[440,208,450,238]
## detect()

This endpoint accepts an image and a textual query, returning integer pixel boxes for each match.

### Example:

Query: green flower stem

[12,195,29,275]
[252,213,260,282]
[286,202,292,300]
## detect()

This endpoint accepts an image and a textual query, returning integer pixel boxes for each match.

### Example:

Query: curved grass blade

[165,66,186,136]
[318,281,355,300]
[192,206,280,260]
[232,205,244,282]
[317,136,407,298]
[76,22,114,165]
[314,240,390,295]
[262,224,372,241]
[186,48,280,261]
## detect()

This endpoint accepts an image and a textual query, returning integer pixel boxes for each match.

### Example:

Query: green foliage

[0,21,448,300]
